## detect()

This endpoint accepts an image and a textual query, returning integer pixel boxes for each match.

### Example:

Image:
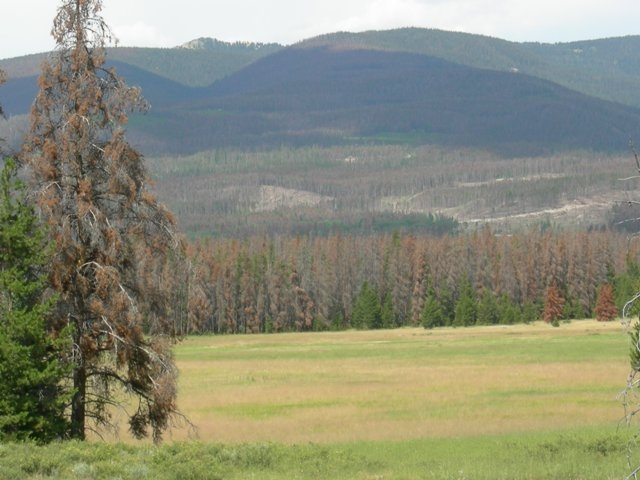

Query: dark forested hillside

[298,29,640,109]
[4,30,640,156]
[139,46,640,155]
[0,60,205,116]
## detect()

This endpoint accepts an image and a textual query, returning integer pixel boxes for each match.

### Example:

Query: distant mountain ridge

[129,46,640,155]
[4,28,640,104]
[178,37,281,52]
[297,29,640,109]
[2,28,640,155]
[0,40,284,87]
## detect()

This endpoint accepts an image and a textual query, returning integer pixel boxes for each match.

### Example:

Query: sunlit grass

[6,320,638,479]
[171,320,630,444]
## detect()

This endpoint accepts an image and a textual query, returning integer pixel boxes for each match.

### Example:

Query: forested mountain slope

[3,29,640,234]
[297,28,640,109]
[3,29,640,156]
[0,40,282,85]
[136,46,640,155]
[5,28,640,109]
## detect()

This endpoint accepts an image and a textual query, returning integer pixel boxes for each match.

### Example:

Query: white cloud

[335,0,431,32]
[112,21,172,48]
[3,0,640,59]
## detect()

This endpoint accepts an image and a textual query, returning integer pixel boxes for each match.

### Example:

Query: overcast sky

[2,0,640,59]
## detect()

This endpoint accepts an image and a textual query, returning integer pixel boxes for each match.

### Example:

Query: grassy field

[2,320,639,479]
[173,320,629,444]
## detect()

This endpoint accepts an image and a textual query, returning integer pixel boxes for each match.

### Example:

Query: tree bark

[70,363,86,440]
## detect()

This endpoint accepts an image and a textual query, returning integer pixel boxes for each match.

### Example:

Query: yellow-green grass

[169,320,630,445]
[5,320,638,479]
[1,429,633,479]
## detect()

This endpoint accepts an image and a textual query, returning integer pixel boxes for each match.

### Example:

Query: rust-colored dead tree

[594,284,618,322]
[21,0,183,442]
[543,283,565,324]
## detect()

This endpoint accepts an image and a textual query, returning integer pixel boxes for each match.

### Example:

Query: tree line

[180,228,633,334]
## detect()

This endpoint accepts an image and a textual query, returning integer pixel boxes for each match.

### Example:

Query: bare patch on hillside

[457,190,634,229]
[454,173,567,188]
[252,186,334,212]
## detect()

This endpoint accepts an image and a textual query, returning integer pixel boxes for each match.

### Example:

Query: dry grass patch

[157,321,630,444]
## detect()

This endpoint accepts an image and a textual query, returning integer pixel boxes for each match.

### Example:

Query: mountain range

[2,28,640,156]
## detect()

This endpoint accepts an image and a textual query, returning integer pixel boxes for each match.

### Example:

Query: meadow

[2,320,638,479]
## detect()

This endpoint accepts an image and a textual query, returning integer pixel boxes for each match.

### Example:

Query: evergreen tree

[438,285,455,326]
[476,289,499,325]
[497,293,520,325]
[0,158,71,442]
[421,295,444,329]
[380,292,395,329]
[522,301,541,323]
[21,0,183,441]
[594,284,618,322]
[454,276,476,327]
[615,255,640,313]
[352,281,381,329]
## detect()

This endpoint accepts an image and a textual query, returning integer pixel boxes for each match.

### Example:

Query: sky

[2,0,640,59]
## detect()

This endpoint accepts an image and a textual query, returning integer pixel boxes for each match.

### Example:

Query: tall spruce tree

[454,276,476,327]
[352,281,381,329]
[0,158,71,442]
[21,0,183,442]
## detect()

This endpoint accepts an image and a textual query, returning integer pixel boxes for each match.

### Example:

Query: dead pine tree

[21,0,186,442]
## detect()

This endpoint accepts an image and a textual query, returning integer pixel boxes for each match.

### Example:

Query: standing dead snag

[21,0,184,442]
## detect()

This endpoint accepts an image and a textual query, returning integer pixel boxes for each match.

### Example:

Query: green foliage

[522,302,541,323]
[0,427,628,479]
[421,295,445,329]
[0,158,71,443]
[476,289,499,325]
[380,292,395,329]
[629,320,640,373]
[615,257,640,313]
[352,282,381,329]
[497,294,520,325]
[454,276,476,327]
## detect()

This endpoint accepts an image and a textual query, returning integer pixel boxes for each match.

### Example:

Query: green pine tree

[476,290,499,325]
[454,276,476,327]
[439,285,455,326]
[421,295,444,329]
[352,281,381,329]
[380,292,395,329]
[497,293,520,325]
[522,301,541,323]
[0,158,71,442]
